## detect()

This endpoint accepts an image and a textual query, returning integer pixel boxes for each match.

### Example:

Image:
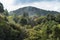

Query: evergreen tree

[0,2,4,13]
[23,12,29,18]
[55,14,60,23]
[4,9,9,16]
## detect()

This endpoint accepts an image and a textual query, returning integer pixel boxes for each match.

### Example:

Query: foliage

[4,9,9,16]
[0,2,4,13]
[55,14,60,23]
[0,3,60,40]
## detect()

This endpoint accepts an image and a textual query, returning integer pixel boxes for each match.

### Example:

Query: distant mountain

[10,6,60,16]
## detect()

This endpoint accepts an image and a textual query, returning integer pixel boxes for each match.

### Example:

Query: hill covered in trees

[10,6,60,16]
[0,2,60,40]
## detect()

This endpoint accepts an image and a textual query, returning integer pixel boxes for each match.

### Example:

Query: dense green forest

[0,3,60,40]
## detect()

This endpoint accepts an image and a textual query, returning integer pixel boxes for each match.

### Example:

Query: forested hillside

[10,6,59,16]
[0,2,60,40]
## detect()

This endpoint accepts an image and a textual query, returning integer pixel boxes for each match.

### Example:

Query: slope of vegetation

[0,2,60,40]
[10,6,59,16]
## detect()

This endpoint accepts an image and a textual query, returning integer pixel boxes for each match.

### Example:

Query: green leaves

[0,3,60,40]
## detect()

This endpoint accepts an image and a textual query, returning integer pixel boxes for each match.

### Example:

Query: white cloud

[0,0,60,12]
[0,0,14,11]
[14,1,60,12]
[31,1,60,12]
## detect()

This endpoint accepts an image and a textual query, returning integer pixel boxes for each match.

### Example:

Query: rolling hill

[10,6,60,16]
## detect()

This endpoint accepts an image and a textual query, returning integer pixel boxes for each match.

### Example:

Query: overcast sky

[0,0,60,12]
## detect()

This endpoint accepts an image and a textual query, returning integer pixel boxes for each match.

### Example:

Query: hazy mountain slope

[10,6,60,16]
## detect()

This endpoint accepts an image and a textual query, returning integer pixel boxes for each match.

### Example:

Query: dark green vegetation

[0,3,4,13]
[0,3,60,40]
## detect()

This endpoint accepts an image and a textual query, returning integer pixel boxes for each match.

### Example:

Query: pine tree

[0,2,4,13]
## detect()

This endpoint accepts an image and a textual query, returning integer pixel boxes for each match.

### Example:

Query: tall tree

[4,9,9,16]
[55,14,60,23]
[46,14,55,21]
[0,2,4,13]
[23,12,29,18]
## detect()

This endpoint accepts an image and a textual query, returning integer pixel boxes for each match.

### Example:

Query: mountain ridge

[10,6,60,16]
